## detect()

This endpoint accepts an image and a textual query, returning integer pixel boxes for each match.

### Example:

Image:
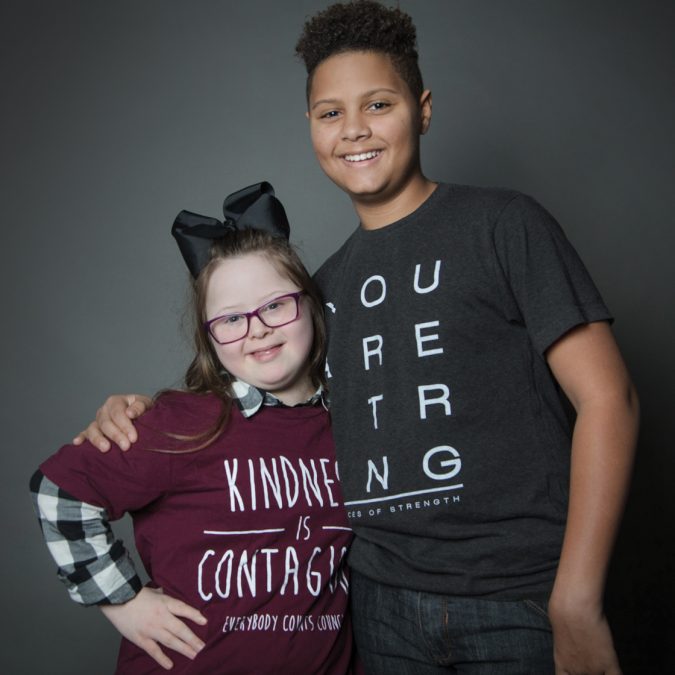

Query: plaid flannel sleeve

[30,469,143,606]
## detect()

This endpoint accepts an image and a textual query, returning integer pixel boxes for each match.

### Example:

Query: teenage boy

[76,2,638,673]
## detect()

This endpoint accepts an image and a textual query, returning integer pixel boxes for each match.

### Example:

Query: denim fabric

[351,571,554,674]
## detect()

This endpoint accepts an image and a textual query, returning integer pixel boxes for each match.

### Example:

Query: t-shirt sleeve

[314,253,338,301]
[313,232,356,301]
[492,194,612,355]
[38,393,200,520]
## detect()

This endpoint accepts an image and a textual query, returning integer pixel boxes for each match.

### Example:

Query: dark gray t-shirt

[315,183,612,599]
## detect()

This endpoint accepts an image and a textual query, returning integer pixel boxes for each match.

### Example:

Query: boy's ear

[305,110,310,120]
[419,89,432,134]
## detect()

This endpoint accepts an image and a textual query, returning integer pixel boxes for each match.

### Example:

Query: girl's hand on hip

[100,587,207,670]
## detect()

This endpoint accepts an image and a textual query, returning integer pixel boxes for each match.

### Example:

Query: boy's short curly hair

[295,0,424,101]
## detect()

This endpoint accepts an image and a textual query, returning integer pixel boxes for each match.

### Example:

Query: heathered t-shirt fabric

[41,391,355,674]
[315,183,612,600]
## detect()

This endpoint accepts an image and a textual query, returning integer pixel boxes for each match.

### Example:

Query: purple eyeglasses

[204,291,305,344]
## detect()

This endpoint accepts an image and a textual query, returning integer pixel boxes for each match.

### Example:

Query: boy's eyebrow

[310,98,339,110]
[310,88,400,110]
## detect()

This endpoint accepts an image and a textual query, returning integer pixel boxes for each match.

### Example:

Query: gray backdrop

[2,1,673,673]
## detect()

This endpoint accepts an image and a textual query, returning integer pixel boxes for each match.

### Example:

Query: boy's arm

[73,394,153,452]
[31,470,206,668]
[545,321,639,675]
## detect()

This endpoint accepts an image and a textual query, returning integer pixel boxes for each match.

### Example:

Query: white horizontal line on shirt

[344,483,463,506]
[203,528,285,535]
[322,526,352,532]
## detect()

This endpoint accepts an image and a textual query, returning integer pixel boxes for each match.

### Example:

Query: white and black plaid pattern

[30,381,325,606]
[231,379,326,418]
[30,470,142,606]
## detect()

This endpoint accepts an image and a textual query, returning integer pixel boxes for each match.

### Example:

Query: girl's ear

[419,89,432,135]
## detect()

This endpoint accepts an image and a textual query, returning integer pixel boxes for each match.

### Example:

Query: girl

[31,183,356,674]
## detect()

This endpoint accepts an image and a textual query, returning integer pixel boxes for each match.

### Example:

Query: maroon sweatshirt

[41,391,356,674]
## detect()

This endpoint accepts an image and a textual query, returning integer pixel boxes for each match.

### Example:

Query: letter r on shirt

[363,335,383,370]
[418,384,451,419]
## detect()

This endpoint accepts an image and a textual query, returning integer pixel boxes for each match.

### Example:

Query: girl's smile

[247,343,283,361]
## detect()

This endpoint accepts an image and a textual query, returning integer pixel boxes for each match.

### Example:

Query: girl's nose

[248,315,272,338]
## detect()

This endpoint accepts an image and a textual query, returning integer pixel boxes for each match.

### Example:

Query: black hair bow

[171,181,291,278]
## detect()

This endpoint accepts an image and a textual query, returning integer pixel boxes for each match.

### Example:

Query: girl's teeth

[345,151,379,162]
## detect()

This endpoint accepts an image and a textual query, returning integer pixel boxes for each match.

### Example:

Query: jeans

[350,571,554,674]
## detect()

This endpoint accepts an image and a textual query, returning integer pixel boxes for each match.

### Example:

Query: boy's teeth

[344,151,379,162]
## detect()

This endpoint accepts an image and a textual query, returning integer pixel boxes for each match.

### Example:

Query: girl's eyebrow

[212,290,297,316]
[311,88,400,110]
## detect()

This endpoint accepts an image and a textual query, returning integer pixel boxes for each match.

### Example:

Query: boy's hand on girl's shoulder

[549,603,622,675]
[72,394,152,452]
[100,587,207,670]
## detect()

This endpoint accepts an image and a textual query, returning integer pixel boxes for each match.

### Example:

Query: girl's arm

[30,470,142,604]
[545,321,639,675]
[31,470,206,668]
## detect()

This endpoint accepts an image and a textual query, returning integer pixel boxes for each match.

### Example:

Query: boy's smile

[343,150,381,163]
[307,50,433,228]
